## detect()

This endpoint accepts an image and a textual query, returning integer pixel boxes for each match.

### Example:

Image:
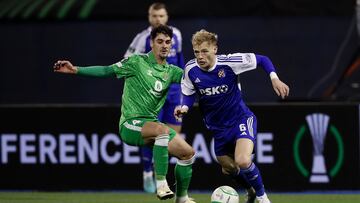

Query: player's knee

[183,148,195,160]
[178,147,195,160]
[235,155,252,169]
[154,124,169,135]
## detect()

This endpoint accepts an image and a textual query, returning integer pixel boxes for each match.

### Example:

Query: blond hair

[191,29,218,46]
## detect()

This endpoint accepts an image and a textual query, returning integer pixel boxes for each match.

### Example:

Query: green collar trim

[148,51,169,67]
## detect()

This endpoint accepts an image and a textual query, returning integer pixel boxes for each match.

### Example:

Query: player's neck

[155,56,167,65]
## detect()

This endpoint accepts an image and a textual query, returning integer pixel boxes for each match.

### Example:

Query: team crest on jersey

[218,69,226,78]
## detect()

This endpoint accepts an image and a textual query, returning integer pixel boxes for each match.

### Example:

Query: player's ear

[164,14,169,23]
[150,40,154,49]
[214,45,218,54]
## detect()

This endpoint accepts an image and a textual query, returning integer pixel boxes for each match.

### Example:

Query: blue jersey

[124,26,184,97]
[182,53,257,131]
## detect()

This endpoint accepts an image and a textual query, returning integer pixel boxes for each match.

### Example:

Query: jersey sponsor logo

[199,85,228,96]
[150,90,162,97]
[218,69,226,78]
[149,80,163,97]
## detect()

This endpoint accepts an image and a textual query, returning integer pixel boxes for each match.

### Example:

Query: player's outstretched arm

[271,78,290,99]
[54,60,117,78]
[54,60,78,74]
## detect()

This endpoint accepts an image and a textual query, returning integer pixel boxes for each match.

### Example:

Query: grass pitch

[0,192,359,203]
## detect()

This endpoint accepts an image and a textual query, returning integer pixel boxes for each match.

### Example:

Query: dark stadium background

[0,0,359,103]
[0,0,359,193]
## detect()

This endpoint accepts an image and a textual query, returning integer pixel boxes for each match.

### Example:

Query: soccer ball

[211,185,239,203]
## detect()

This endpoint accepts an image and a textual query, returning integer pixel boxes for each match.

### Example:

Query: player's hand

[53,60,78,74]
[174,105,189,122]
[271,78,289,99]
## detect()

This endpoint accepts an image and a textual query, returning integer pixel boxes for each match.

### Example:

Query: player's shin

[153,134,170,181]
[175,154,196,198]
[241,162,265,197]
[230,169,252,190]
[141,147,153,172]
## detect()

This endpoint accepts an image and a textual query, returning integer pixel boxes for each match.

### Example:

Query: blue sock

[141,147,153,172]
[241,162,265,196]
[231,169,252,189]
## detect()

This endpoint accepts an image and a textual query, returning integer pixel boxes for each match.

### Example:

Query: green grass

[0,192,359,203]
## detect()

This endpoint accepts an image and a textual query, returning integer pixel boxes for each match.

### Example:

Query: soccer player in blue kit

[175,30,290,203]
[124,2,185,193]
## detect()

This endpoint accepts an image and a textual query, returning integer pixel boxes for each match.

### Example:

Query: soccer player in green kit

[54,25,196,203]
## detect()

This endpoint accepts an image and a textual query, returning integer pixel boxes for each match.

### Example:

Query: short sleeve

[170,65,183,83]
[219,53,257,75]
[181,66,196,95]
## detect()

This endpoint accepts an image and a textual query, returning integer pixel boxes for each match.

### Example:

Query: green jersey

[111,52,183,125]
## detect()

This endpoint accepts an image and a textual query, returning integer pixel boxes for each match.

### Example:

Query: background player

[54,25,196,203]
[175,29,289,203]
[124,2,185,193]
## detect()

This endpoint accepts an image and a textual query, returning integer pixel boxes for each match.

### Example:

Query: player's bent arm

[256,55,290,98]
[77,65,117,77]
[180,93,196,110]
[174,93,196,121]
[255,54,279,80]
[271,78,290,99]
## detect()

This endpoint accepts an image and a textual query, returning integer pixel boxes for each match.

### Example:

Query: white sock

[143,171,153,178]
[156,179,168,189]
[176,195,189,202]
[257,193,268,199]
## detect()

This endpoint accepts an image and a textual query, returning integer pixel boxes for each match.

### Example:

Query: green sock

[175,161,193,197]
[153,135,169,180]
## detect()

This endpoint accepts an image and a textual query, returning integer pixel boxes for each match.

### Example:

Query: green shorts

[119,118,177,146]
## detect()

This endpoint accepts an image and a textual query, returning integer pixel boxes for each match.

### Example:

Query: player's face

[148,8,168,28]
[193,41,217,70]
[151,33,172,62]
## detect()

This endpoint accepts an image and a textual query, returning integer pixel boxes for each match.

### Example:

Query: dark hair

[149,2,167,11]
[150,25,173,40]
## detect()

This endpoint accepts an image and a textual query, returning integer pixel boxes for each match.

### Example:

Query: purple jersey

[181,53,257,131]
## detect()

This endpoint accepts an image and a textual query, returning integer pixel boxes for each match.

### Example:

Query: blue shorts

[213,115,257,156]
[158,92,182,125]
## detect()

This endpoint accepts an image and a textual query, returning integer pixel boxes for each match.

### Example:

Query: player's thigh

[216,155,238,174]
[142,121,178,143]
[235,138,254,168]
[141,121,171,144]
[168,134,194,160]
[120,119,148,146]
